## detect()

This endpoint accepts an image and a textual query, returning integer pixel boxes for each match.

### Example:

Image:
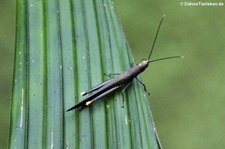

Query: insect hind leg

[121,82,131,108]
[81,79,113,96]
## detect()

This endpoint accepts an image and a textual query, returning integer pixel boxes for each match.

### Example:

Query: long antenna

[149,56,184,63]
[147,14,166,60]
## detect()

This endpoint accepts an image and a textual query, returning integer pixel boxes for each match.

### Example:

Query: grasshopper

[67,15,182,111]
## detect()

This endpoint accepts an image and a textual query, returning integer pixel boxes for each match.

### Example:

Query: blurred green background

[1,0,225,148]
[0,0,16,148]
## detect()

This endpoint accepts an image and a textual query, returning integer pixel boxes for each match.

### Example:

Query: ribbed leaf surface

[9,0,161,148]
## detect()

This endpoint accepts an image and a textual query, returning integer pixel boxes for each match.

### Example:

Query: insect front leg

[103,73,120,78]
[129,62,136,67]
[135,78,150,95]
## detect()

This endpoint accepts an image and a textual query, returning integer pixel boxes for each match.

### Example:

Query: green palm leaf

[9,0,161,148]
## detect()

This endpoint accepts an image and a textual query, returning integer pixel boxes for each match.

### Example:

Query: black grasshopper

[67,15,182,111]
